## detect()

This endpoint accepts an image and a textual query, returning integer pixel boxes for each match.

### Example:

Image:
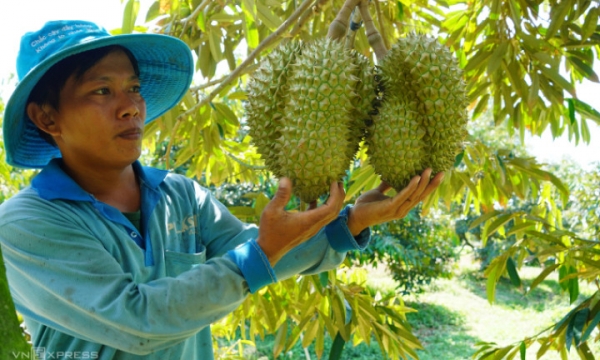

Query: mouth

[117,127,143,140]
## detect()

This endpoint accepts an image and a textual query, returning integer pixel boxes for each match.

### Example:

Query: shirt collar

[31,158,169,201]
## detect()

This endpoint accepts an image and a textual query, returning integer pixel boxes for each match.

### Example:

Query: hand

[346,169,445,236]
[257,178,345,266]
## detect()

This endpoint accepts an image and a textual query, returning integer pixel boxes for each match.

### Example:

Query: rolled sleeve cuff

[325,205,371,252]
[227,239,277,293]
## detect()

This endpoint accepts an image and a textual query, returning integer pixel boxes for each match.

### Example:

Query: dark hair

[27,45,140,146]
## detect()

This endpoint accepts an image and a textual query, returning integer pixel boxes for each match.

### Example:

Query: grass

[221,250,600,359]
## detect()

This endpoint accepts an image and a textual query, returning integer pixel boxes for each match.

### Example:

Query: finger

[391,175,420,208]
[420,172,445,200]
[325,181,344,206]
[411,168,433,201]
[268,177,293,210]
[304,182,344,228]
[377,180,392,194]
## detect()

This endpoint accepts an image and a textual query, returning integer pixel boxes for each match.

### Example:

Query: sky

[0,0,599,169]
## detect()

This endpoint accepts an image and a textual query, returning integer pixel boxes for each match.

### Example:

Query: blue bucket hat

[3,20,194,168]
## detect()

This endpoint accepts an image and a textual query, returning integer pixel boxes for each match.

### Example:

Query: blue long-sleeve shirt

[0,159,369,359]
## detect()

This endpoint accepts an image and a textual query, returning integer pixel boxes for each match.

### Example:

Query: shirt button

[131,232,138,238]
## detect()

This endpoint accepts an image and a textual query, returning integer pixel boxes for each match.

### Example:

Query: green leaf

[568,57,599,83]
[581,308,600,343]
[213,102,239,126]
[273,320,288,358]
[256,0,282,30]
[302,319,320,348]
[506,257,522,288]
[568,98,576,125]
[454,150,465,167]
[345,164,378,201]
[319,271,329,288]
[328,332,346,360]
[485,212,521,239]
[573,308,590,347]
[208,27,223,62]
[528,263,560,293]
[545,1,570,40]
[122,0,139,34]
[539,66,576,98]
[573,98,600,124]
[455,171,479,198]
[569,277,580,304]
[520,341,526,360]
[487,264,499,304]
[464,49,493,73]
[468,210,502,230]
[506,222,535,236]
[487,42,508,75]
[577,341,595,360]
[581,7,599,40]
[145,1,161,22]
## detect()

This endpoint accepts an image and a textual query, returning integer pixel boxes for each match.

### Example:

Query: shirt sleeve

[189,183,370,293]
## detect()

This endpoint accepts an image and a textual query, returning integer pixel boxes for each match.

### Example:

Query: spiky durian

[246,41,303,174]
[367,33,468,189]
[246,38,375,202]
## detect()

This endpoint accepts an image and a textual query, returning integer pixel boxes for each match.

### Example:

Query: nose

[117,91,144,120]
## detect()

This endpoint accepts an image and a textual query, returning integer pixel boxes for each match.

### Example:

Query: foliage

[121,0,600,358]
[217,267,423,360]
[469,164,600,358]
[348,207,459,295]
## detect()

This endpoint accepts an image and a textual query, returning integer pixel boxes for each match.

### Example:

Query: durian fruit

[366,33,468,189]
[246,41,304,174]
[246,38,375,202]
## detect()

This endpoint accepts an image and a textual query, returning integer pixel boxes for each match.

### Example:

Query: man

[0,20,443,359]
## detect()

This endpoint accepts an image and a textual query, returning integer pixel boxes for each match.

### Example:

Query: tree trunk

[0,246,32,358]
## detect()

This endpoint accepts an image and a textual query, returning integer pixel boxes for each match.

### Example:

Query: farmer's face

[52,49,146,170]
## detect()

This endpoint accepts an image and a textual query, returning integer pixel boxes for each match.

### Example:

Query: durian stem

[327,0,362,41]
[173,0,315,128]
[344,6,362,50]
[372,0,390,50]
[358,0,388,61]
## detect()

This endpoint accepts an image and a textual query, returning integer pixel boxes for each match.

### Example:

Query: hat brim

[3,33,194,168]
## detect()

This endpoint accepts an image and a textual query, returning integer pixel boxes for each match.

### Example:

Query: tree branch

[174,0,315,125]
[289,0,329,38]
[373,0,389,50]
[358,0,387,61]
[327,0,362,41]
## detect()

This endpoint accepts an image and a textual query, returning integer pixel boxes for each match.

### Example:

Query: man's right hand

[256,178,345,266]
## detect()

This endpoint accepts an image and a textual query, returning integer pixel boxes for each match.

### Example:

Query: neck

[60,159,141,212]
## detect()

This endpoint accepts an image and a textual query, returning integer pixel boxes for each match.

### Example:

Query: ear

[26,102,60,137]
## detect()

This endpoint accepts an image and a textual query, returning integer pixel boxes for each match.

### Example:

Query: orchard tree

[127,0,600,358]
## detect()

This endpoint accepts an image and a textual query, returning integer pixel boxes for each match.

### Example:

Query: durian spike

[327,0,362,41]
[358,0,388,61]
[344,6,363,49]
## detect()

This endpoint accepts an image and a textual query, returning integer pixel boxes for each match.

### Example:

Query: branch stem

[358,0,387,61]
[327,0,362,41]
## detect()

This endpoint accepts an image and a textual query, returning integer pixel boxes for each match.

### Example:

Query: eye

[94,87,110,95]
[131,85,141,93]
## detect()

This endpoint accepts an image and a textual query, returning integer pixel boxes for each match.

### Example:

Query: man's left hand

[346,168,445,236]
